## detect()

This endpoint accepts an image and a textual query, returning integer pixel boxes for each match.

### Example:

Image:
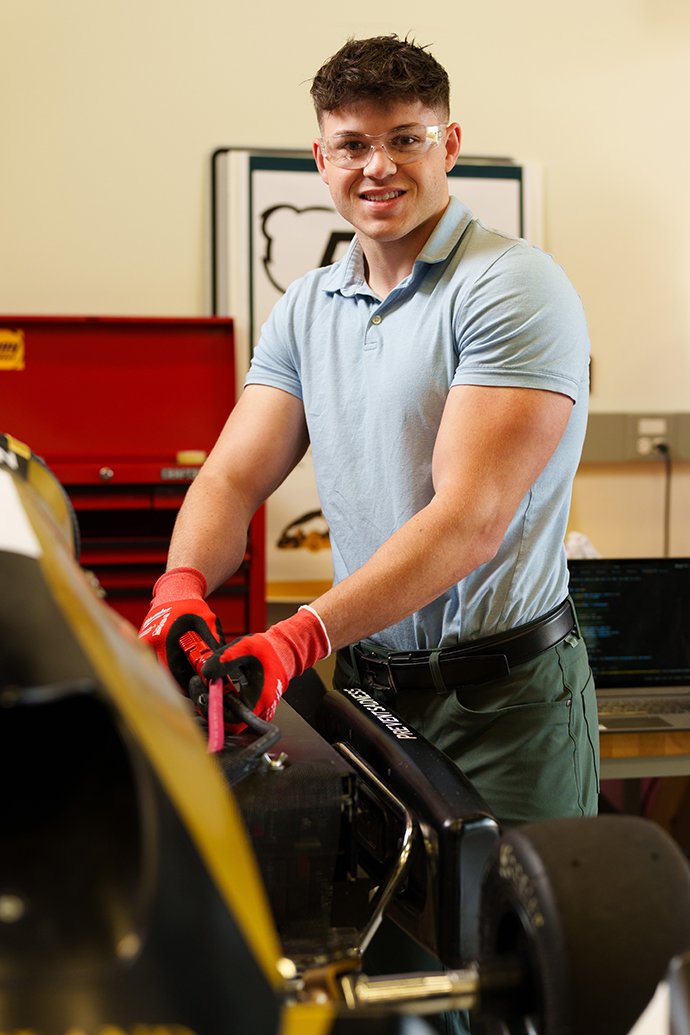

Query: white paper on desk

[627,981,670,1034]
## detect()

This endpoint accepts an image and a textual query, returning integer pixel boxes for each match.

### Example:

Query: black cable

[653,442,673,557]
[218,698,282,787]
[638,441,674,819]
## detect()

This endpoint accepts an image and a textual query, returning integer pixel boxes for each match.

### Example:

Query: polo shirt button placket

[364,311,383,351]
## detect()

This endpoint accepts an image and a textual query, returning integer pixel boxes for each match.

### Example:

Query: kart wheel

[478,815,690,1035]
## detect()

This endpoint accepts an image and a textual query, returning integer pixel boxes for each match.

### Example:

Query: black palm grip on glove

[166,613,224,690]
[202,650,265,713]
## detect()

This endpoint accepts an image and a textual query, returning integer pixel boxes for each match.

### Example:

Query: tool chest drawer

[71,490,264,635]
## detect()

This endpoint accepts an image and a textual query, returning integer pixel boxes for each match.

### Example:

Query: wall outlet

[630,415,672,459]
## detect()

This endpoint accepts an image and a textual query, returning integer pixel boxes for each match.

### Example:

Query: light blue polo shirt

[246,197,590,650]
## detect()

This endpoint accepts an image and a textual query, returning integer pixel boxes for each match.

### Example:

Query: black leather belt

[348,598,577,693]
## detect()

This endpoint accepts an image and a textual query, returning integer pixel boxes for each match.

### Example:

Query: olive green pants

[334,624,600,1033]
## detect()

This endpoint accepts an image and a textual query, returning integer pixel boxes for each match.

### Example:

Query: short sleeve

[451,242,590,404]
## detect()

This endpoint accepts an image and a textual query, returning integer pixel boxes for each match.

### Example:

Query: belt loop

[429,649,448,694]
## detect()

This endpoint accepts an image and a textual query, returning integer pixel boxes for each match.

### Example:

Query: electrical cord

[218,696,282,786]
[637,440,673,820]
[653,441,672,557]
[609,441,675,819]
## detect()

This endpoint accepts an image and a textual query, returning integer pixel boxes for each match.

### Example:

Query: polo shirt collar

[416,196,474,263]
[322,196,473,298]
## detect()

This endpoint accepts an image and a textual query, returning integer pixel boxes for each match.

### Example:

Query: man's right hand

[138,567,224,692]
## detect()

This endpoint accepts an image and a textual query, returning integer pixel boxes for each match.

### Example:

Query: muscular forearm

[311,492,502,652]
[165,384,309,595]
[167,467,254,593]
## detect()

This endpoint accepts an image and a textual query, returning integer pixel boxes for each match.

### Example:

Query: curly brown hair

[310,34,450,123]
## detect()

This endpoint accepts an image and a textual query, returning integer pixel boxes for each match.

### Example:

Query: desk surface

[267,580,332,604]
[600,729,690,779]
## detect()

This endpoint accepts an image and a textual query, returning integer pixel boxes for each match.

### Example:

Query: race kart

[2,430,690,1035]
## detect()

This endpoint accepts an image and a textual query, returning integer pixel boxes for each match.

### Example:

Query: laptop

[567,557,690,732]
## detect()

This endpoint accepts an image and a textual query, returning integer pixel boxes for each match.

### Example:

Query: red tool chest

[0,315,265,634]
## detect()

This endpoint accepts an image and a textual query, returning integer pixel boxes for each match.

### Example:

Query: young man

[141,34,598,830]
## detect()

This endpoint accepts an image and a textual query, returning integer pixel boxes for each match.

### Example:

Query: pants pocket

[397,638,599,828]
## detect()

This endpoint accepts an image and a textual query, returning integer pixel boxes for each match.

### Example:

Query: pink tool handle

[206,678,225,753]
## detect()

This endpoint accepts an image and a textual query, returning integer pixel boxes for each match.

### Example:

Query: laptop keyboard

[598,696,690,716]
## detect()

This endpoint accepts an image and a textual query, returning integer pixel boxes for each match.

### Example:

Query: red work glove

[138,566,224,691]
[200,604,331,732]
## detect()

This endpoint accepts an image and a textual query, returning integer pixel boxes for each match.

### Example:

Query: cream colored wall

[571,461,690,557]
[1,0,688,556]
